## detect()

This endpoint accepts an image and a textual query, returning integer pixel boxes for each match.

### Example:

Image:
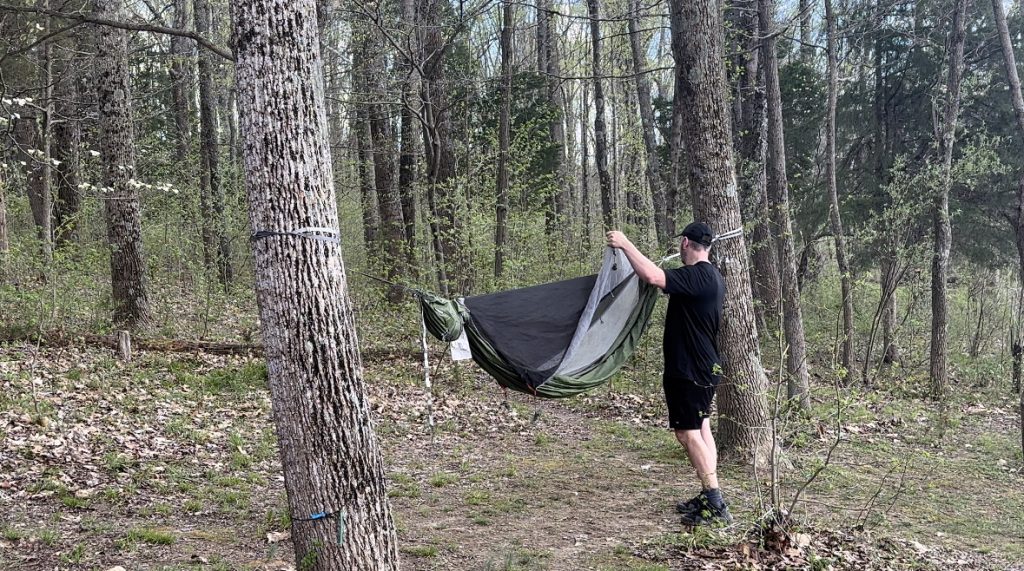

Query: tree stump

[117,330,131,362]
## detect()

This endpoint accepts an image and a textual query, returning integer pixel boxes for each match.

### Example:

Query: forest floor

[1,341,1023,570]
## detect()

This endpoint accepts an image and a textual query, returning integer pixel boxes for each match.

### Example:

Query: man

[606,222,731,526]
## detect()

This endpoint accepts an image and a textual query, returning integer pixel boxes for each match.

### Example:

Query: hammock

[418,248,659,398]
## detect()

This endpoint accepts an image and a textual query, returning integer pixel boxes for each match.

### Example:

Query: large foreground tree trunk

[232,0,400,568]
[94,0,150,327]
[759,0,810,409]
[825,0,854,379]
[670,0,772,465]
[930,0,968,399]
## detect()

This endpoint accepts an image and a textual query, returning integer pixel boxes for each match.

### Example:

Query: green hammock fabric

[417,251,659,398]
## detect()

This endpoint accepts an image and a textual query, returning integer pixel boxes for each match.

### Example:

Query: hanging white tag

[451,328,472,361]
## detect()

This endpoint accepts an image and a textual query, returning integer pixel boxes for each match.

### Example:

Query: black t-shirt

[662,261,725,384]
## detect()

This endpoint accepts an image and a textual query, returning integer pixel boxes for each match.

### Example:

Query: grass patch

[38,529,59,546]
[60,543,86,564]
[60,494,89,509]
[401,544,439,558]
[428,472,458,488]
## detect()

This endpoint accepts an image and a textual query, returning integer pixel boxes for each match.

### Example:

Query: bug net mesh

[418,248,658,398]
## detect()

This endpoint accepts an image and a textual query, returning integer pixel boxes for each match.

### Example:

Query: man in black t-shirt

[606,222,732,526]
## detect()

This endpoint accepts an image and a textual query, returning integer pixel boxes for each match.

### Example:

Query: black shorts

[663,375,717,430]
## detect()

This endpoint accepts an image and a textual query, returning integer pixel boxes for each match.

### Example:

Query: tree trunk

[587,0,615,229]
[881,256,901,364]
[364,31,406,302]
[419,0,467,293]
[398,0,418,273]
[355,109,380,259]
[52,51,82,246]
[170,0,193,165]
[930,0,968,400]
[14,116,52,259]
[195,0,232,286]
[495,0,512,279]
[0,167,7,259]
[232,0,401,567]
[38,12,54,262]
[94,0,150,327]
[670,0,772,465]
[759,0,810,408]
[732,0,779,332]
[824,0,854,379]
[628,0,668,246]
[798,0,812,61]
[581,82,592,248]
[398,101,418,264]
[874,0,900,366]
[991,0,1024,289]
[541,0,567,237]
[667,3,686,235]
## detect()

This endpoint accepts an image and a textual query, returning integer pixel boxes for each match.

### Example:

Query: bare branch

[0,3,233,60]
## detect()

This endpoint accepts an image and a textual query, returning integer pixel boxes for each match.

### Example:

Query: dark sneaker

[679,500,733,526]
[675,492,707,514]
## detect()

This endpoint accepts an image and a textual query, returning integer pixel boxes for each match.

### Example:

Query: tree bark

[539,0,567,237]
[874,0,900,365]
[232,0,400,567]
[824,0,854,379]
[94,0,150,327]
[0,167,7,259]
[587,0,614,229]
[991,0,1024,288]
[52,49,82,246]
[170,0,193,165]
[759,0,810,408]
[14,115,52,259]
[930,0,968,400]
[798,0,812,61]
[355,107,381,259]
[418,0,467,293]
[881,256,901,364]
[398,0,418,273]
[628,0,668,246]
[363,25,406,302]
[581,82,592,247]
[670,0,773,465]
[37,9,54,262]
[495,0,512,279]
[732,0,779,332]
[195,0,232,286]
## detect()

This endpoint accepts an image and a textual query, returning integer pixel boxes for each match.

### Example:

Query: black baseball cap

[676,222,714,247]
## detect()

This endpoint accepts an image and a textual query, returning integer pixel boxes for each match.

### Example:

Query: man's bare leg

[675,428,718,489]
[700,418,717,477]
